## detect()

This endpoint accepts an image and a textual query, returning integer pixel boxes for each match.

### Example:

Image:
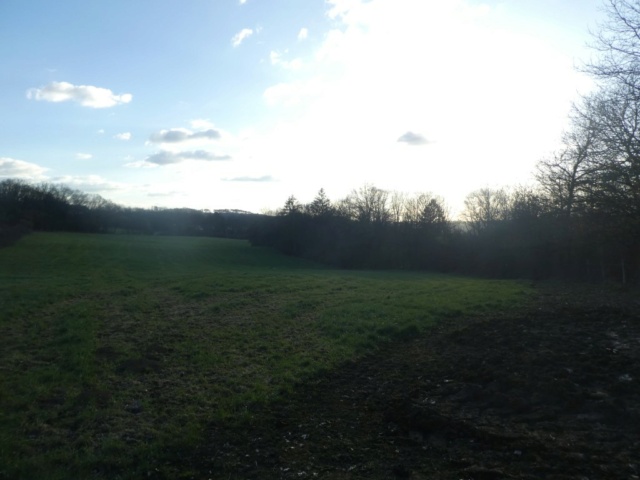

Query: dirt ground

[186,284,640,479]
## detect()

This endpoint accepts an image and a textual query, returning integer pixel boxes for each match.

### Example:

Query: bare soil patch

[171,285,640,479]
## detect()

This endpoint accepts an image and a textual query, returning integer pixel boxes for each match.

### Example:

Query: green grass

[0,232,532,479]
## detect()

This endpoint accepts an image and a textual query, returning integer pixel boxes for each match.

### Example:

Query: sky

[0,0,604,217]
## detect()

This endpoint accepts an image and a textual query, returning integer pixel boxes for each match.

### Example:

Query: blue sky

[0,0,603,215]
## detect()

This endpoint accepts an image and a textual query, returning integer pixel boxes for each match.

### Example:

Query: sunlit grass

[0,232,532,478]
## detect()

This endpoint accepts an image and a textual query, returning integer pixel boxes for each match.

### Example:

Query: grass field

[0,233,532,479]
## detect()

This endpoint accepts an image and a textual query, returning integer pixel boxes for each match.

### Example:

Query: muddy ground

[185,284,640,479]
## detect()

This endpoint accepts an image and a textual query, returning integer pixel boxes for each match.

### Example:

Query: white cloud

[26,81,132,108]
[76,153,93,160]
[298,28,309,40]
[149,128,221,144]
[0,157,48,179]
[190,119,217,130]
[270,51,303,70]
[325,0,349,18]
[97,129,105,134]
[239,0,247,4]
[124,160,158,169]
[144,150,231,165]
[232,28,253,47]
[114,132,132,141]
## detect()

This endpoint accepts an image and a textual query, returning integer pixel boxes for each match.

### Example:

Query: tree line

[3,174,636,282]
[0,179,259,240]
[248,185,599,280]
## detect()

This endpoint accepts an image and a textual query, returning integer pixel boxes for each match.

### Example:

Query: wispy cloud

[147,191,184,197]
[149,128,220,144]
[26,81,132,108]
[190,119,217,130]
[124,160,158,169]
[0,157,48,178]
[270,51,303,70]
[51,174,125,193]
[397,131,430,146]
[144,150,231,165]
[232,28,253,47]
[223,175,275,182]
[298,27,308,40]
[75,153,93,160]
[114,132,132,141]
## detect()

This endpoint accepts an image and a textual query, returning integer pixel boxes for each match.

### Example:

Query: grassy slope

[0,233,531,479]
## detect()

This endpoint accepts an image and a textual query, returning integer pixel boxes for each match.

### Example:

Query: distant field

[0,233,532,479]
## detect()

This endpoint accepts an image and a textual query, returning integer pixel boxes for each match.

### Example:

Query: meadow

[0,233,531,479]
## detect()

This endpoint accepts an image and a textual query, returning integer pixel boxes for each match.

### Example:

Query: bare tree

[463,188,510,234]
[577,83,640,219]
[389,191,406,224]
[585,0,640,88]
[573,0,640,223]
[509,186,549,222]
[399,192,450,233]
[404,193,430,227]
[536,106,601,217]
[348,184,390,224]
[335,196,357,221]
[537,82,640,282]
